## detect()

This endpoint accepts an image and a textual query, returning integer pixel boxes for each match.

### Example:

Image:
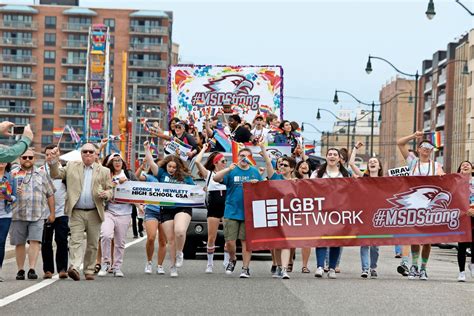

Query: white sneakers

[205,264,213,274]
[98,263,110,277]
[314,266,324,278]
[176,251,184,268]
[156,265,165,275]
[170,266,178,277]
[144,261,153,274]
[458,271,466,282]
[114,269,124,277]
[328,268,337,279]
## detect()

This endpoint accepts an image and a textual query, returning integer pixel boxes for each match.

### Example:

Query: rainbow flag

[150,139,158,156]
[243,155,257,166]
[53,127,64,139]
[109,134,125,141]
[304,144,315,155]
[0,181,12,201]
[232,141,244,163]
[430,131,442,148]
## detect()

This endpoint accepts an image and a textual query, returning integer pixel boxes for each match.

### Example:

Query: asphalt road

[1,234,473,315]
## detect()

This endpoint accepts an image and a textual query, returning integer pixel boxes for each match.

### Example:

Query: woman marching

[145,142,195,278]
[349,142,381,279]
[294,160,312,274]
[98,153,137,277]
[260,141,296,279]
[456,160,474,282]
[194,143,227,273]
[311,148,350,279]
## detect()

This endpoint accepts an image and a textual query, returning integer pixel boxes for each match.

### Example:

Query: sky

[6,0,474,145]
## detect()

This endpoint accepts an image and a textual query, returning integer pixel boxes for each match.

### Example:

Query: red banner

[243,174,472,251]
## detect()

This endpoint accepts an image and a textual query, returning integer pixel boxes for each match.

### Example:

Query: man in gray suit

[48,143,113,281]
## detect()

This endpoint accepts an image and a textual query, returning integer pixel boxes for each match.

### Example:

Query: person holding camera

[0,122,34,163]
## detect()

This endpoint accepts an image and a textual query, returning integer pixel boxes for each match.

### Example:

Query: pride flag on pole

[214,129,232,152]
[304,144,315,155]
[231,141,256,165]
[53,127,64,139]
[430,131,442,148]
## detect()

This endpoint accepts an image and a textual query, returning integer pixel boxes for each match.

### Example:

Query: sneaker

[281,268,290,279]
[314,266,324,278]
[27,269,38,280]
[408,265,419,280]
[114,269,124,277]
[170,266,178,277]
[270,265,277,274]
[239,267,250,278]
[16,269,25,280]
[328,268,337,279]
[225,260,236,275]
[323,266,329,273]
[175,251,184,268]
[397,263,409,276]
[156,265,165,275]
[205,264,213,274]
[458,271,466,282]
[133,235,139,239]
[144,261,153,274]
[98,262,110,277]
[469,263,474,278]
[272,266,282,279]
[370,269,378,279]
[419,268,428,280]
[361,270,369,278]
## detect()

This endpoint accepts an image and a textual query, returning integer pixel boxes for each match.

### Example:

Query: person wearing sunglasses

[10,148,55,281]
[397,131,445,281]
[194,144,228,273]
[259,141,296,279]
[48,143,113,281]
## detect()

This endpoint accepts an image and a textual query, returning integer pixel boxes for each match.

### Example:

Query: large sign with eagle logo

[168,65,283,123]
[243,174,472,250]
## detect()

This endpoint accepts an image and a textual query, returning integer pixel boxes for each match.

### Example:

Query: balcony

[128,43,167,52]
[437,93,446,107]
[0,72,36,82]
[436,113,445,127]
[62,23,90,33]
[61,57,87,67]
[0,89,35,99]
[0,54,36,65]
[127,93,166,103]
[1,37,37,48]
[59,107,84,117]
[62,40,88,50]
[129,25,168,35]
[0,21,38,31]
[60,91,83,100]
[0,105,34,116]
[437,73,446,86]
[423,100,431,112]
[423,120,431,131]
[128,76,166,86]
[61,74,86,84]
[423,81,432,93]
[128,59,167,69]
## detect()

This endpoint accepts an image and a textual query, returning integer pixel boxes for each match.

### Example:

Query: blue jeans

[360,246,379,271]
[316,247,341,269]
[0,218,12,268]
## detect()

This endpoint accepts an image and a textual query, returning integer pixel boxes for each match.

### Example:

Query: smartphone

[10,126,25,135]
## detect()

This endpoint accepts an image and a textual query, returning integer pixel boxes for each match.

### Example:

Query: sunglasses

[220,159,227,163]
[21,156,34,160]
[82,150,95,154]
[279,163,290,167]
[175,125,184,129]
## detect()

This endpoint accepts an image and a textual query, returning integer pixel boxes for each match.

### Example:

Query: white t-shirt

[206,171,226,191]
[108,170,132,216]
[251,127,270,144]
[406,153,442,176]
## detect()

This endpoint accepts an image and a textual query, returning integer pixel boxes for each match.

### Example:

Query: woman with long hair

[456,160,474,282]
[294,160,312,274]
[260,142,296,279]
[98,153,136,277]
[0,162,15,282]
[145,143,195,277]
[311,148,350,279]
[194,144,227,273]
[273,120,299,153]
[349,142,381,278]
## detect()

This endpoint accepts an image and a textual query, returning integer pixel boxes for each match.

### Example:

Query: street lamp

[426,0,474,18]
[333,89,412,157]
[366,55,420,149]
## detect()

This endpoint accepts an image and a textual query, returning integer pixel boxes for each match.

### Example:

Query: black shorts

[160,207,192,223]
[207,190,226,218]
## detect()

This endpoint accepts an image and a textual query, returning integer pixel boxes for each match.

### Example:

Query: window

[45,16,56,29]
[42,101,54,114]
[104,18,115,32]
[44,33,56,46]
[109,35,115,49]
[42,135,53,146]
[43,67,55,80]
[42,118,54,131]
[43,84,55,97]
[44,50,55,63]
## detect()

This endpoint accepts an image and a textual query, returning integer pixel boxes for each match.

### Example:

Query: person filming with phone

[0,121,34,163]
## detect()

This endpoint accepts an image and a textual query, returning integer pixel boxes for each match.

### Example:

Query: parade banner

[388,166,410,177]
[168,65,283,124]
[243,174,471,250]
[113,181,206,207]
[164,138,192,161]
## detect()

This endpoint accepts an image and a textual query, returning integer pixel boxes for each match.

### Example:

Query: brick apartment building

[0,2,173,155]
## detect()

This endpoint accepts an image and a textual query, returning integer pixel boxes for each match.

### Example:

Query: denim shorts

[144,208,161,222]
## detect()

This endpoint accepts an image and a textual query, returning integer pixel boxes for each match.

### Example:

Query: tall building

[378,77,415,173]
[0,3,173,156]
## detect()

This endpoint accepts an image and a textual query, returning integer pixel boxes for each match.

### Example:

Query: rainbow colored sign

[168,65,283,123]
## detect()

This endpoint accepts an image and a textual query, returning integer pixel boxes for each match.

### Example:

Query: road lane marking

[0,236,146,307]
